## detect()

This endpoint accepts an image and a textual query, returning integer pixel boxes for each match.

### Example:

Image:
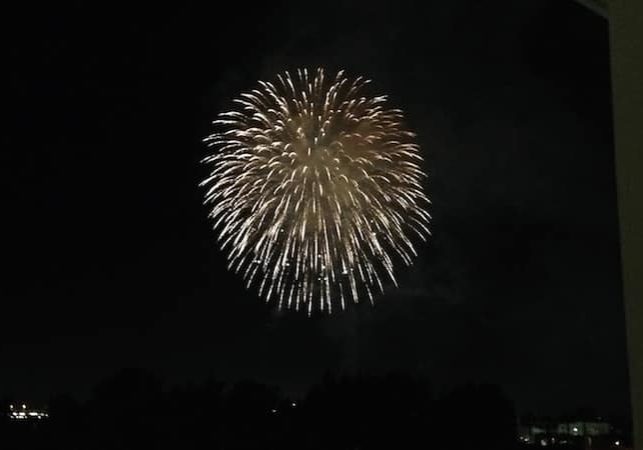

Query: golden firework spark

[201,68,430,314]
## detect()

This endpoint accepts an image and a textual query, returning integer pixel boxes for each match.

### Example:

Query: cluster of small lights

[521,421,620,448]
[269,401,297,414]
[7,404,48,420]
[537,436,560,447]
[10,411,49,420]
[202,68,430,314]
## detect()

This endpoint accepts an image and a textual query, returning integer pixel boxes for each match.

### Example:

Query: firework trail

[201,68,430,315]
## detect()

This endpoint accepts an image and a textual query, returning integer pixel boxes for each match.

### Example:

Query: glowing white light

[615,441,620,446]
[22,404,26,409]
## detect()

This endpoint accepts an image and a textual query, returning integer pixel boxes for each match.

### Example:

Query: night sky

[3,0,629,416]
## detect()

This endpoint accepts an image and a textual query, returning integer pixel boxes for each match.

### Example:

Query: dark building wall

[609,1,643,449]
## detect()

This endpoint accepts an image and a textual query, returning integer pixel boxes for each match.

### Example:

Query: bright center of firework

[201,68,431,315]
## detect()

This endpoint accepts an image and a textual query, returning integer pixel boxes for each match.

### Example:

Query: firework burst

[201,68,430,314]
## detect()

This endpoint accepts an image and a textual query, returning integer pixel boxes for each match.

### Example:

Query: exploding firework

[201,68,430,314]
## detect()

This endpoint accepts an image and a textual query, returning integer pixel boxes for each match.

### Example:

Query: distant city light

[9,411,48,420]
[291,401,297,407]
[271,409,277,414]
[8,405,49,421]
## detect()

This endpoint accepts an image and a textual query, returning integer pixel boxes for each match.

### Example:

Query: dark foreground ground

[1,368,631,450]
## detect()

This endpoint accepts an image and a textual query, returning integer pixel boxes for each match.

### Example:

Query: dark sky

[2,0,629,416]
